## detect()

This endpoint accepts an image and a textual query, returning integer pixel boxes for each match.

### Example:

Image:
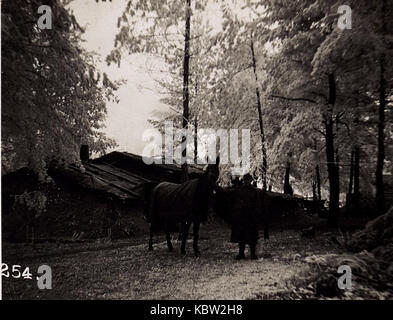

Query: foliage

[111,0,393,201]
[259,0,393,199]
[1,0,119,177]
[13,191,47,217]
[108,0,219,165]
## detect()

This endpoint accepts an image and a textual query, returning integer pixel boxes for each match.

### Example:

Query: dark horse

[145,161,219,256]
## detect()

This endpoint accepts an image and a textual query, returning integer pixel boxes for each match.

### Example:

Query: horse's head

[203,156,220,189]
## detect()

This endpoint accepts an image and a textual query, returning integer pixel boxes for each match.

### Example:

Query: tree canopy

[2,0,119,177]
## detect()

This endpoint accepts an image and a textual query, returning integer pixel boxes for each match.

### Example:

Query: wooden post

[80,144,89,162]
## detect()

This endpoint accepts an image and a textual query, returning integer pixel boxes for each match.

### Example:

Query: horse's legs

[180,222,190,255]
[166,231,173,252]
[192,222,200,257]
[148,225,154,251]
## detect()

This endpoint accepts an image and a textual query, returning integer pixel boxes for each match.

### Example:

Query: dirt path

[2,229,341,299]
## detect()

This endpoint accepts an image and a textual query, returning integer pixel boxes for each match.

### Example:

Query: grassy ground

[3,227,353,300]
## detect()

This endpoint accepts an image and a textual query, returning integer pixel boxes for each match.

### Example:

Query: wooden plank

[69,164,140,199]
[84,172,140,199]
[87,162,150,184]
[85,165,140,186]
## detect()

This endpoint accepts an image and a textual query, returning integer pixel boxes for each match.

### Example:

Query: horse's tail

[143,182,158,223]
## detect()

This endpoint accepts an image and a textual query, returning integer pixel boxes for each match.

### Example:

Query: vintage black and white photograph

[1,0,393,302]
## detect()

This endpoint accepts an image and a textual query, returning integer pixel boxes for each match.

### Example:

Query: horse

[145,161,219,256]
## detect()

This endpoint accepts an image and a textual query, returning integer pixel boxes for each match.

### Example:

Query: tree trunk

[376,0,386,215]
[326,73,340,227]
[284,153,293,195]
[313,139,321,202]
[284,163,290,193]
[194,116,198,163]
[312,182,316,200]
[181,0,191,182]
[347,89,361,215]
[353,145,360,212]
[348,150,354,195]
[346,150,354,214]
[250,40,267,189]
[194,81,198,164]
[312,181,319,215]
[316,164,321,202]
